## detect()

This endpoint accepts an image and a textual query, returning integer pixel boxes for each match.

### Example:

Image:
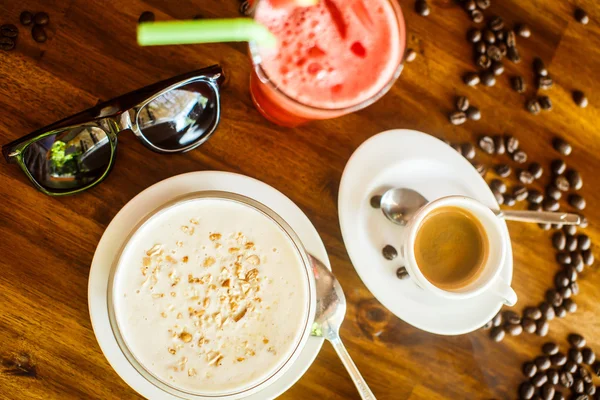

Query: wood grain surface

[0,0,599,399]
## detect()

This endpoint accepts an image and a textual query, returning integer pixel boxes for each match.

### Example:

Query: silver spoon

[380,188,580,226]
[309,255,376,400]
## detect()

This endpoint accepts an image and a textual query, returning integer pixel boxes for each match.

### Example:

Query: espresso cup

[401,195,517,306]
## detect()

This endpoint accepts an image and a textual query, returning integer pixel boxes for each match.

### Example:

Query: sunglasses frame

[2,65,224,196]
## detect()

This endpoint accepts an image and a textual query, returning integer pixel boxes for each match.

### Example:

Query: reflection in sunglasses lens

[22,125,112,192]
[137,80,218,151]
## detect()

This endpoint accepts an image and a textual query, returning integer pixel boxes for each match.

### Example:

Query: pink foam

[255,0,403,110]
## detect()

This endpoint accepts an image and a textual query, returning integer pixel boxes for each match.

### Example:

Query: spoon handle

[330,336,376,400]
[494,210,581,225]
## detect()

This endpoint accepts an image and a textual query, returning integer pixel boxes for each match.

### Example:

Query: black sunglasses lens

[22,125,112,193]
[136,80,218,151]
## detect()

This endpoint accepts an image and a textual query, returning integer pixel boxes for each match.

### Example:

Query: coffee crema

[414,206,488,290]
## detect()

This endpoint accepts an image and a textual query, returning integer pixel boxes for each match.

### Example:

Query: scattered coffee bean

[511,76,526,93]
[452,143,464,154]
[579,215,588,228]
[20,11,33,26]
[488,16,504,31]
[513,150,528,164]
[593,361,600,377]
[543,198,559,212]
[487,45,502,61]
[31,25,47,43]
[474,41,487,55]
[449,111,467,125]
[573,379,585,394]
[405,48,417,62]
[565,170,583,190]
[466,106,481,121]
[528,163,543,179]
[556,252,572,265]
[539,302,555,321]
[539,223,551,231]
[568,194,586,210]
[527,98,541,115]
[551,352,567,366]
[520,381,536,399]
[138,11,155,23]
[507,46,521,63]
[564,298,577,313]
[415,0,430,16]
[504,310,521,325]
[553,138,572,156]
[537,76,554,90]
[555,271,570,288]
[564,225,577,236]
[506,323,523,336]
[565,360,579,374]
[479,136,495,154]
[490,179,507,194]
[464,72,481,86]
[559,286,572,300]
[547,368,560,385]
[493,190,504,205]
[565,236,578,251]
[539,96,553,111]
[516,23,531,38]
[482,319,493,330]
[572,90,588,108]
[0,37,15,51]
[560,370,574,387]
[33,12,49,25]
[541,382,555,400]
[522,318,537,333]
[492,312,503,327]
[582,249,594,266]
[468,28,482,43]
[552,231,567,251]
[0,24,18,38]
[565,266,578,282]
[532,371,548,387]
[483,29,496,44]
[473,162,487,177]
[546,185,562,201]
[476,0,490,9]
[519,170,534,184]
[462,143,476,159]
[456,96,470,111]
[569,348,584,364]
[584,382,595,396]
[490,326,505,341]
[546,289,562,307]
[571,252,584,273]
[504,194,516,207]
[480,70,496,86]
[495,29,505,40]
[524,361,538,378]
[543,342,559,356]
[528,190,543,204]
[382,245,398,260]
[574,8,589,25]
[554,304,567,318]
[370,195,382,208]
[505,29,517,46]
[495,164,511,177]
[579,366,593,383]
[555,175,570,191]
[582,348,595,365]
[536,318,549,336]
[514,185,529,201]
[577,234,590,251]
[396,267,409,280]
[533,57,548,77]
[551,159,567,175]
[491,60,504,76]
[536,356,552,371]
[463,0,476,11]
[506,135,519,153]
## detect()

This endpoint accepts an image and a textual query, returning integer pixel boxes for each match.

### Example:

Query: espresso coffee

[414,206,488,290]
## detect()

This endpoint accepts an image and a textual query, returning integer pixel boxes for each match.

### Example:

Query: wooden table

[0,0,598,398]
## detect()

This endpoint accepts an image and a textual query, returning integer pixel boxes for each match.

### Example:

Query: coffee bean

[33,12,50,26]
[20,11,33,26]
[493,190,504,205]
[573,379,585,394]
[536,356,552,371]
[488,16,504,31]
[555,175,570,191]
[524,361,538,378]
[506,323,523,336]
[582,348,596,365]
[574,8,589,25]
[480,70,496,86]
[584,382,595,396]
[463,0,476,11]
[516,23,531,38]
[543,342,560,356]
[557,252,572,265]
[138,11,155,23]
[560,370,574,387]
[554,304,567,318]
[576,234,590,251]
[514,185,529,201]
[565,239,579,253]
[564,298,577,313]
[541,382,555,400]
[461,143,476,159]
[492,312,503,327]
[1,24,18,38]
[564,225,577,235]
[565,360,579,374]
[449,111,467,125]
[464,72,481,86]
[569,194,586,210]
[579,215,588,228]
[573,90,588,108]
[479,136,495,154]
[571,252,584,273]
[370,195,382,208]
[570,348,584,364]
[565,170,582,190]
[559,286,572,299]
[490,179,507,194]
[483,29,496,44]
[473,162,488,177]
[468,28,482,43]
[487,45,503,61]
[495,164,511,177]
[404,48,417,63]
[582,249,594,266]
[536,318,549,336]
[490,326,505,341]
[520,381,535,399]
[504,194,516,207]
[519,170,535,184]
[539,302,555,321]
[382,245,398,260]
[0,37,15,51]
[466,106,481,121]
[547,368,560,385]
[546,185,562,201]
[507,46,521,63]
[396,267,409,280]
[539,223,551,231]
[537,76,554,90]
[475,53,491,68]
[555,271,570,288]
[31,25,47,43]
[415,0,430,16]
[593,361,600,377]
[539,96,553,111]
[552,353,568,366]
[527,163,543,179]
[522,318,537,333]
[578,366,593,383]
[552,231,567,250]
[496,29,505,41]
[553,138,572,156]
[546,289,562,306]
[489,61,504,76]
[532,371,548,387]
[511,76,526,93]
[456,96,470,111]
[476,0,490,9]
[506,135,519,153]
[533,57,548,76]
[566,266,578,282]
[502,310,520,325]
[513,150,528,164]
[528,190,543,204]
[543,197,559,212]
[551,160,567,176]
[527,98,542,115]
[474,41,487,54]
[482,319,493,330]
[505,29,517,46]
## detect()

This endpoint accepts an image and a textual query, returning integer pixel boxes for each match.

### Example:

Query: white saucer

[338,129,513,335]
[88,171,329,399]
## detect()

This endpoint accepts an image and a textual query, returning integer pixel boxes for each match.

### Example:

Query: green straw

[137,18,278,49]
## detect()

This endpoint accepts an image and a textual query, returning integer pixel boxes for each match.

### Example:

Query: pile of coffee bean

[449,96,481,125]
[518,334,600,399]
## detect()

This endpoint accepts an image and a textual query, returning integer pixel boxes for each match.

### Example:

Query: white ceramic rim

[89,171,329,400]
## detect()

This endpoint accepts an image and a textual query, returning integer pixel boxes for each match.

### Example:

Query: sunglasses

[2,65,224,196]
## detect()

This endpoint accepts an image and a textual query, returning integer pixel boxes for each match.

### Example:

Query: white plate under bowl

[89,171,329,399]
[338,129,513,335]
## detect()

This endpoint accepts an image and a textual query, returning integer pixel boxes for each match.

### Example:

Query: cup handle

[490,277,517,306]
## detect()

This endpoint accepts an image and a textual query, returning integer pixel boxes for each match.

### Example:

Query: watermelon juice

[249,0,405,127]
